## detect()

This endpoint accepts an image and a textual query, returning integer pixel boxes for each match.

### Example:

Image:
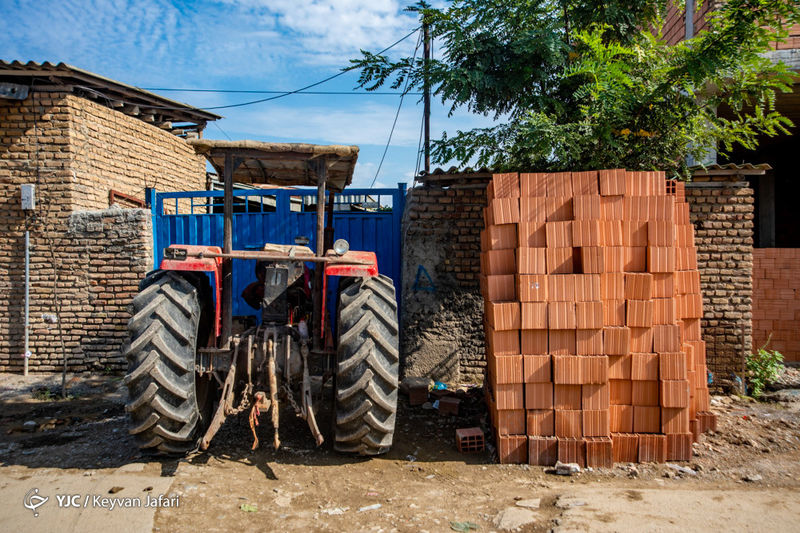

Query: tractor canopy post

[221,153,242,348]
[312,158,327,351]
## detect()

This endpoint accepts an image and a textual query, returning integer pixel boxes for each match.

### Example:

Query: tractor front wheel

[123,271,213,455]
[334,275,399,455]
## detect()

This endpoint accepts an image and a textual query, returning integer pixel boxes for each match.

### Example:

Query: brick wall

[0,90,205,372]
[752,248,800,362]
[401,183,489,381]
[661,1,717,45]
[67,95,205,211]
[685,177,754,384]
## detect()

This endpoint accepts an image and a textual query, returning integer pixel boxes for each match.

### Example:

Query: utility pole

[423,20,431,175]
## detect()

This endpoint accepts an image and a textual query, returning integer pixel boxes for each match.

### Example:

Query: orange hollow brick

[625,273,653,300]
[666,433,693,461]
[647,246,676,273]
[518,222,546,247]
[558,437,586,467]
[599,169,626,196]
[574,274,601,301]
[662,407,690,434]
[603,327,631,355]
[626,299,654,328]
[495,383,525,410]
[577,329,604,355]
[545,196,573,221]
[582,410,610,437]
[660,380,690,408]
[603,247,626,272]
[482,274,516,301]
[517,247,546,274]
[580,247,605,273]
[653,297,677,324]
[653,324,681,352]
[553,354,582,384]
[490,172,521,198]
[610,405,634,433]
[631,352,659,381]
[638,434,667,463]
[522,302,547,329]
[548,274,576,301]
[573,194,602,219]
[548,301,576,329]
[489,197,520,224]
[521,172,547,197]
[659,352,688,380]
[576,301,604,329]
[546,221,573,247]
[525,382,554,410]
[485,223,518,250]
[554,384,582,410]
[584,436,614,468]
[632,381,659,406]
[528,436,558,465]
[484,249,516,275]
[609,379,633,404]
[633,406,661,434]
[518,274,547,302]
[581,355,609,383]
[495,409,526,435]
[486,328,520,356]
[555,410,583,438]
[485,301,521,330]
[648,220,675,247]
[527,410,555,437]
[601,195,624,220]
[520,197,546,222]
[498,435,527,464]
[549,330,577,355]
[572,171,599,195]
[623,221,649,247]
[573,219,602,246]
[523,355,552,383]
[608,354,632,380]
[612,433,639,463]
[582,383,610,410]
[488,354,524,384]
[602,273,626,300]
[630,327,654,353]
[547,247,574,274]
[603,299,626,327]
[652,273,675,298]
[625,246,647,272]
[545,172,573,197]
[600,221,624,246]
[521,330,548,354]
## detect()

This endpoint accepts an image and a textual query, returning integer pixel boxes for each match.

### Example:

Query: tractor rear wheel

[123,271,212,455]
[334,275,399,455]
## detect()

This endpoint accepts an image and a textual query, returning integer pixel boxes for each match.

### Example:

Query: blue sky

[2,0,493,189]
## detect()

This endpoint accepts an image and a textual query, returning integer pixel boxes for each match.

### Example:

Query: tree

[351,0,800,178]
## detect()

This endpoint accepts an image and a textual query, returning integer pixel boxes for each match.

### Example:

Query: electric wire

[370,31,422,188]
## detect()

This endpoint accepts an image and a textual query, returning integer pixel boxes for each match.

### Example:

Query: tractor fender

[159,244,223,338]
[324,251,379,278]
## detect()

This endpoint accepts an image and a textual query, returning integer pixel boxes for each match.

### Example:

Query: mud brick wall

[67,95,205,211]
[0,90,205,372]
[685,177,754,385]
[401,184,489,382]
[752,248,800,363]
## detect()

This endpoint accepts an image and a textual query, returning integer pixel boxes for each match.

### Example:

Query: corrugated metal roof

[0,60,220,132]
[690,163,772,176]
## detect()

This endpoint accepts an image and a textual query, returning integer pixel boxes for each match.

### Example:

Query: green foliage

[351,0,800,177]
[746,340,784,398]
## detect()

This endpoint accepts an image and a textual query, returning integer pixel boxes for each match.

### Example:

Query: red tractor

[123,140,399,456]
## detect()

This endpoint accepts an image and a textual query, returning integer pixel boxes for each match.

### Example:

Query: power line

[142,88,423,96]
[184,26,421,111]
[371,31,422,188]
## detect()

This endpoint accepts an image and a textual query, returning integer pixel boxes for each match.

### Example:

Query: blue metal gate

[146,185,406,320]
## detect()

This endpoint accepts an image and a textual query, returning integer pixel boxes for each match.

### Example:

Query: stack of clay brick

[480,170,717,466]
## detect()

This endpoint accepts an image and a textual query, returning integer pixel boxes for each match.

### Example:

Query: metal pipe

[222,153,234,346]
[685,0,694,41]
[24,229,29,377]
[312,160,327,351]
[423,21,431,174]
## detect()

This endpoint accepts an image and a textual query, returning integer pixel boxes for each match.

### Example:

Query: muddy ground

[1,372,800,532]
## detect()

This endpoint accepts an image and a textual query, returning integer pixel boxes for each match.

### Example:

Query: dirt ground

[2,372,800,533]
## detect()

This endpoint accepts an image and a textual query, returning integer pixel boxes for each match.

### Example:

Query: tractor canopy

[187,139,359,192]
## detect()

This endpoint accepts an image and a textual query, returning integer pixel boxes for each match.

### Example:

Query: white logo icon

[24,488,48,517]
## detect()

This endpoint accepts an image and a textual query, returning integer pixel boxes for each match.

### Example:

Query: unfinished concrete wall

[401,183,488,382]
[0,90,205,372]
[685,176,754,385]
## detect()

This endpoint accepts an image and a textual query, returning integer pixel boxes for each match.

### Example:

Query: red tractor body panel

[160,244,223,337]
